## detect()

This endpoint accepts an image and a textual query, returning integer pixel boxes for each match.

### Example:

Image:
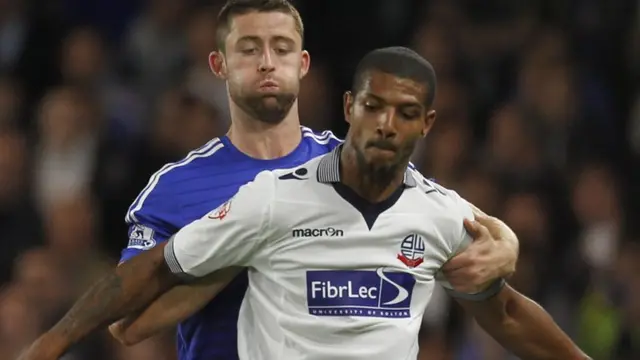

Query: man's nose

[258,49,275,73]
[376,110,397,138]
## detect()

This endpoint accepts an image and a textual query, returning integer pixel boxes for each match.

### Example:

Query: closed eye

[274,48,291,55]
[364,103,381,112]
[241,48,257,55]
[401,112,420,120]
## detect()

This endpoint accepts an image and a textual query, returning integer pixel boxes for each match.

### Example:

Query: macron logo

[292,227,344,237]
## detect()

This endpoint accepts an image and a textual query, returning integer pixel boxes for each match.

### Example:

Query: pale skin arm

[109,204,519,346]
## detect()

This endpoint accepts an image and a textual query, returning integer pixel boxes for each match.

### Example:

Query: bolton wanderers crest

[397,234,425,268]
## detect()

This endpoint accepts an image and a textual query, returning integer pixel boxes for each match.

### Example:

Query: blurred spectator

[0,129,41,284]
[40,194,115,360]
[42,194,103,267]
[61,26,144,142]
[0,75,24,128]
[418,119,471,187]
[456,166,500,216]
[612,242,640,359]
[411,76,472,174]
[12,248,69,319]
[485,104,546,183]
[500,191,570,327]
[298,63,335,130]
[517,30,619,167]
[178,93,226,151]
[569,163,626,360]
[413,22,458,79]
[0,0,66,110]
[183,6,230,122]
[34,86,103,209]
[0,285,41,360]
[125,0,188,102]
[501,192,550,255]
[571,163,621,273]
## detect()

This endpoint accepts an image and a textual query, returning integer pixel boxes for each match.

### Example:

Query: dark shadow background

[0,0,639,359]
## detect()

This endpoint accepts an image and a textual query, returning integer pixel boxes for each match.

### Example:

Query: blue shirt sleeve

[120,178,181,263]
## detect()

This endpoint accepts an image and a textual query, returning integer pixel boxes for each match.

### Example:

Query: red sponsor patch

[208,200,231,220]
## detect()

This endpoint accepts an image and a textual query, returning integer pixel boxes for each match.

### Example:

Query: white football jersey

[165,145,504,360]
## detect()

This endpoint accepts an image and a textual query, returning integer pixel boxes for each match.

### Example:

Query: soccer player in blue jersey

[18,1,519,360]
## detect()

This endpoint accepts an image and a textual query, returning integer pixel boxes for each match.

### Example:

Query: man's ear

[299,50,310,79]
[422,110,436,137]
[209,51,227,79]
[343,91,354,125]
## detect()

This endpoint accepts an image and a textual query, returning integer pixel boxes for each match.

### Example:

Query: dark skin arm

[109,267,242,346]
[453,218,588,359]
[457,285,590,360]
[18,243,179,360]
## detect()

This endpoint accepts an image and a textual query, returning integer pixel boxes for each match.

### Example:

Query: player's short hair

[351,47,437,108]
[216,0,304,52]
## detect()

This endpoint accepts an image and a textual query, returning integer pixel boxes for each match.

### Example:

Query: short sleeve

[164,170,276,280]
[436,190,505,301]
[120,180,180,263]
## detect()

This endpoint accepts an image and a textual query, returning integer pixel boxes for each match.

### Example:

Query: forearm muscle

[44,245,177,355]
[460,286,589,360]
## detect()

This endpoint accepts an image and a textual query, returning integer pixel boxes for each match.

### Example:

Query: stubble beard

[230,91,297,124]
[353,140,418,191]
[353,146,401,190]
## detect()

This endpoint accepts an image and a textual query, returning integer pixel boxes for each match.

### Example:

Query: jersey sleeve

[164,170,276,280]
[435,189,505,301]
[120,178,181,263]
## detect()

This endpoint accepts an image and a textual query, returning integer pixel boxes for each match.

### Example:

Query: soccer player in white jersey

[20,47,589,360]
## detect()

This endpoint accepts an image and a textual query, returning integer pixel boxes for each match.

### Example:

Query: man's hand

[442,204,519,293]
[109,313,138,345]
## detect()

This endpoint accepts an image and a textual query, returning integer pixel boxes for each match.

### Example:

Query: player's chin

[259,96,281,106]
[365,147,398,161]
[257,86,282,96]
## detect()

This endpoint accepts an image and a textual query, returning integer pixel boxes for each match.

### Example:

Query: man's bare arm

[457,285,590,360]
[21,243,179,359]
[110,267,242,345]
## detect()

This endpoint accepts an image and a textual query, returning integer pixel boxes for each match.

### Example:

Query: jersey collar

[316,144,417,187]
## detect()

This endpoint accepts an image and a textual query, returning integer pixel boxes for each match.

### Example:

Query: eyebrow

[364,93,423,108]
[364,93,385,103]
[236,35,296,45]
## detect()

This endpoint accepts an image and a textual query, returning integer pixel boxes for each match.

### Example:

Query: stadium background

[0,0,638,359]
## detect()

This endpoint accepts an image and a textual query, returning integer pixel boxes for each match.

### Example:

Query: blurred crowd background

[0,0,639,359]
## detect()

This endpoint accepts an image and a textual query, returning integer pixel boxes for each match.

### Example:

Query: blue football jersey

[121,126,341,360]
